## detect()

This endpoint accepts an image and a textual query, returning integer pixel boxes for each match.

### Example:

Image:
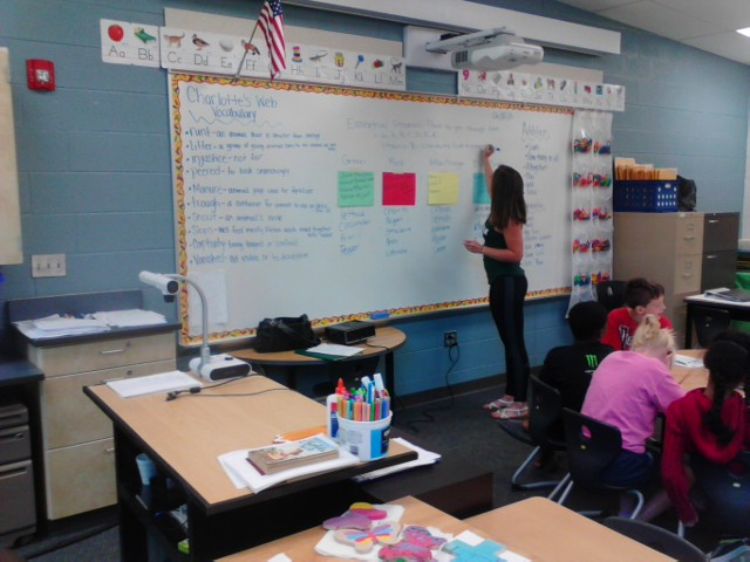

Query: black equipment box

[325,321,376,345]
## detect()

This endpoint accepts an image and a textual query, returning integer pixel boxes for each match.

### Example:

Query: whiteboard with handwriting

[169,74,573,344]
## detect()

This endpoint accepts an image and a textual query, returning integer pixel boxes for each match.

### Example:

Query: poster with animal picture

[100,19,160,67]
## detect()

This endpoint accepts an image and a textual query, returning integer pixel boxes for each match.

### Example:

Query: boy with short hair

[602,278,673,351]
[539,301,614,435]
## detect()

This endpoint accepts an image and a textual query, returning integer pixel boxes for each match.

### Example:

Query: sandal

[482,396,514,411]
[491,405,529,420]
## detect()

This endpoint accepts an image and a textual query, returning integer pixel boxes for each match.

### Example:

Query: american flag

[258,0,287,79]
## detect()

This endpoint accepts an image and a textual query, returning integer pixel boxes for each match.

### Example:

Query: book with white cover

[106,371,201,398]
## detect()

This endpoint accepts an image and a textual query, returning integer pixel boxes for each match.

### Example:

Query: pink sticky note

[382,173,416,206]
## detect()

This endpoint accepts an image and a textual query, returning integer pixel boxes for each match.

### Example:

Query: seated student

[583,315,684,497]
[536,301,614,431]
[662,339,750,527]
[602,278,673,351]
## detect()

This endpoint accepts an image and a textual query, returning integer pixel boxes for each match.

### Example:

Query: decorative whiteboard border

[459,69,626,112]
[169,73,572,345]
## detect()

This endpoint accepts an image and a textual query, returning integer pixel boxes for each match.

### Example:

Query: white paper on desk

[674,354,704,369]
[352,437,441,482]
[218,443,359,493]
[90,309,166,327]
[14,315,110,339]
[305,343,364,357]
[106,371,202,398]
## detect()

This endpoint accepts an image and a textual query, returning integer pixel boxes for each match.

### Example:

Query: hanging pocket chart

[169,74,573,345]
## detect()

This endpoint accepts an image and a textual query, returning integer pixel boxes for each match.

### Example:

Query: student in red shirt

[662,339,750,526]
[602,278,673,351]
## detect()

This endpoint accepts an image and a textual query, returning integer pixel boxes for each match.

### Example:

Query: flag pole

[233,20,260,81]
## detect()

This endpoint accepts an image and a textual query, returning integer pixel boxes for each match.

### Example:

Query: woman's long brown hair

[489,165,527,229]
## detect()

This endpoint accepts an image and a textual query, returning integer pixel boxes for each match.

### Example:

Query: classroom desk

[232,326,406,398]
[671,348,708,392]
[84,375,416,561]
[219,495,674,562]
[466,496,675,562]
[684,293,750,348]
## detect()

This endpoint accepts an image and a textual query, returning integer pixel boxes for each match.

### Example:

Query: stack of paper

[106,371,202,398]
[218,435,359,493]
[90,309,167,327]
[352,438,441,482]
[297,343,365,361]
[673,354,704,369]
[14,314,110,339]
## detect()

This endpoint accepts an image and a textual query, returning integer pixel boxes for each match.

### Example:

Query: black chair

[602,517,707,562]
[691,306,732,348]
[596,280,627,312]
[496,376,567,493]
[558,408,644,518]
[687,452,750,537]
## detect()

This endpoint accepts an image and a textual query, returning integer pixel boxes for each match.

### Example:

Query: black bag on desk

[677,175,697,211]
[255,315,320,352]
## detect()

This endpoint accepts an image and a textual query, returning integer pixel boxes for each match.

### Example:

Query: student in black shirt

[540,300,614,437]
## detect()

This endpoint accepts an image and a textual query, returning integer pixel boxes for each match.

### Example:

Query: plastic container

[613,181,679,212]
[326,394,340,440]
[336,413,392,461]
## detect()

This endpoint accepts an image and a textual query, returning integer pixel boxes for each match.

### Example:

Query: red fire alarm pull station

[27,59,55,91]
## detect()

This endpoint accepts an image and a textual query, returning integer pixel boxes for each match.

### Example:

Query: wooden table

[232,326,406,398]
[671,348,708,392]
[220,496,674,562]
[84,375,416,561]
[467,497,675,562]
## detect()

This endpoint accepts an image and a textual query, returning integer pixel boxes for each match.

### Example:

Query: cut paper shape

[428,173,459,206]
[400,526,447,549]
[323,511,372,531]
[349,502,388,520]
[382,173,416,206]
[378,542,432,561]
[473,173,491,205]
[443,538,506,561]
[338,172,375,208]
[334,523,402,553]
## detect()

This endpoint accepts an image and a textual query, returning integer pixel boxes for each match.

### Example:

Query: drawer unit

[42,359,176,449]
[0,460,35,535]
[702,249,738,291]
[673,254,702,295]
[674,213,704,255]
[0,425,31,465]
[28,332,175,377]
[45,438,116,520]
[704,213,739,252]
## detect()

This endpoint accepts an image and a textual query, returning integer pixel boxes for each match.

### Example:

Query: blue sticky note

[473,173,490,205]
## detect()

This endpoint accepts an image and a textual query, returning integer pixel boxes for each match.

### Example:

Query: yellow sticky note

[428,173,460,206]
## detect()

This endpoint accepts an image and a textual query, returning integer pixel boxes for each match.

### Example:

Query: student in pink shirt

[582,315,685,517]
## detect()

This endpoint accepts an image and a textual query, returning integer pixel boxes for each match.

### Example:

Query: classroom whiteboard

[169,74,573,344]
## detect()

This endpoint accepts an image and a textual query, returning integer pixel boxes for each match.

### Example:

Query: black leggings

[489,275,530,402]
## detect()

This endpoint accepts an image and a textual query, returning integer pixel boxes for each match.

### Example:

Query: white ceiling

[556,0,750,65]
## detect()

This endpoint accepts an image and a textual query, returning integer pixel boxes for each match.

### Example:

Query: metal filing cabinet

[701,212,740,291]
[0,402,36,541]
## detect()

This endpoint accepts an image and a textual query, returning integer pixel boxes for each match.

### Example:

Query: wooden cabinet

[28,333,176,520]
[613,211,739,345]
[0,48,22,265]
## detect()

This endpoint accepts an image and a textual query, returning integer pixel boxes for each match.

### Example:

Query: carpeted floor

[7,384,727,560]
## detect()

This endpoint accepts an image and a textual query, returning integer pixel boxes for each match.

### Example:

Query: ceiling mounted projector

[425,27,544,71]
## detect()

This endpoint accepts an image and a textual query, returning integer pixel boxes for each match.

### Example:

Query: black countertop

[0,359,44,387]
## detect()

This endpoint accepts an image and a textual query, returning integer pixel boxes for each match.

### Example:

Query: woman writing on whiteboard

[464,145,530,420]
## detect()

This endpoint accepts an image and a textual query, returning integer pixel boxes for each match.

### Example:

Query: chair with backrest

[558,408,644,518]
[596,280,627,313]
[686,451,750,538]
[691,306,732,348]
[602,517,707,562]
[496,376,567,494]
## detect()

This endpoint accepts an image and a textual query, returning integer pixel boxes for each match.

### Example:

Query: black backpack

[677,175,697,212]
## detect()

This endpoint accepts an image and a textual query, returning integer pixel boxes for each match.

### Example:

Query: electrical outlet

[31,253,66,278]
[443,330,458,348]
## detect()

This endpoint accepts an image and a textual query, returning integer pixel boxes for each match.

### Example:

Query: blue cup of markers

[336,413,392,461]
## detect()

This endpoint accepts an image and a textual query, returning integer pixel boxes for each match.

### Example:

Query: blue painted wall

[1,0,748,395]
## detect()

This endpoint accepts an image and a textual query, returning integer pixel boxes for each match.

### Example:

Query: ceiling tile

[683,31,750,65]
[599,0,726,41]
[555,0,638,12]
[652,0,750,31]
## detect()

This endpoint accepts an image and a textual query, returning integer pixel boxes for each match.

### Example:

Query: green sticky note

[473,173,491,205]
[338,172,375,207]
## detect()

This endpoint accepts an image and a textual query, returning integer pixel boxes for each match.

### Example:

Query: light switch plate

[31,253,66,278]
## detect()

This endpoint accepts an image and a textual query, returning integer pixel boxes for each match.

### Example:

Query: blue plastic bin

[613,181,679,213]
